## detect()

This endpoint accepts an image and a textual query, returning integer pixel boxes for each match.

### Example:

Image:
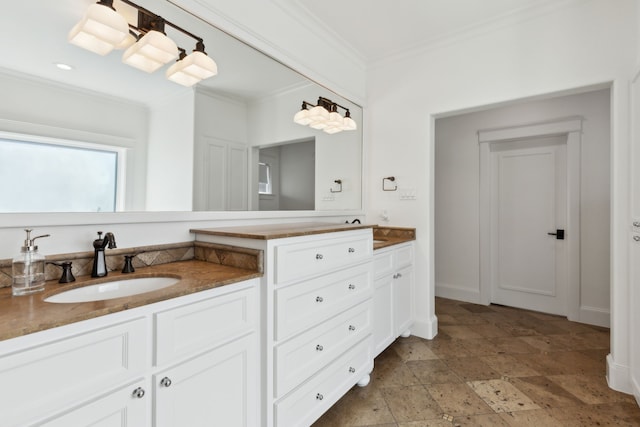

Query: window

[258,162,272,194]
[0,134,123,212]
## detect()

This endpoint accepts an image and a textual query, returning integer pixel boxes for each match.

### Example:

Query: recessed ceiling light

[54,62,74,71]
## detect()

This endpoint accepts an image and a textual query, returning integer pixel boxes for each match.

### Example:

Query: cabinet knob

[634,221,640,227]
[348,283,355,290]
[160,377,172,388]
[634,235,640,242]
[348,247,355,253]
[316,344,324,351]
[316,253,324,260]
[348,325,356,331]
[132,387,145,399]
[316,393,324,401]
[349,367,356,373]
[316,296,324,303]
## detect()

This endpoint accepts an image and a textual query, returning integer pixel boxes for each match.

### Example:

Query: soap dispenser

[12,229,50,296]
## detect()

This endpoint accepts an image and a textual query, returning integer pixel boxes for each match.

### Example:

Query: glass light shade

[308,105,329,122]
[68,3,129,56]
[293,109,312,125]
[323,126,343,134]
[122,30,178,73]
[116,32,137,50]
[327,111,344,128]
[166,51,218,87]
[343,116,357,131]
[309,121,328,130]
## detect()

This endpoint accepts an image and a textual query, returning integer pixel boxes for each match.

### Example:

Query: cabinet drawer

[39,379,147,427]
[394,243,414,269]
[275,233,372,284]
[373,250,394,279]
[0,318,147,427]
[274,336,372,427]
[155,285,257,366]
[274,263,372,340]
[274,301,371,397]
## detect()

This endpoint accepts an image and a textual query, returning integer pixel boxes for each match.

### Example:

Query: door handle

[547,229,565,240]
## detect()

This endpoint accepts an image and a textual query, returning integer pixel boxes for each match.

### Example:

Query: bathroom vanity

[0,223,415,427]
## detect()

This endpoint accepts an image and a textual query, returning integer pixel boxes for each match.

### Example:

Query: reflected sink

[45,277,180,303]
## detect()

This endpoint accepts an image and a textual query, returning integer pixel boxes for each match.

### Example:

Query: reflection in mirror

[0,0,362,213]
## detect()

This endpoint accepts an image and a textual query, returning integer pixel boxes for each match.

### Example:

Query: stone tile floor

[312,297,640,426]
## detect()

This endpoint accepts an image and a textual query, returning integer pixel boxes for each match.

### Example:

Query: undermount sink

[373,239,387,244]
[45,276,180,303]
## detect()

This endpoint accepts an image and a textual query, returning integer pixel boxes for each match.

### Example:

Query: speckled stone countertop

[0,260,261,341]
[190,222,374,240]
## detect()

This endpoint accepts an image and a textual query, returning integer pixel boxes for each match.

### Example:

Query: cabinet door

[40,380,148,427]
[394,265,413,336]
[373,275,394,357]
[155,334,257,427]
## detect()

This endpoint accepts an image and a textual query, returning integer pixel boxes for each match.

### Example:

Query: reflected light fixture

[294,97,357,134]
[68,0,129,56]
[69,0,218,86]
[166,41,218,87]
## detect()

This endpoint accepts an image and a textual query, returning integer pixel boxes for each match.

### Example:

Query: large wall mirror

[0,0,362,214]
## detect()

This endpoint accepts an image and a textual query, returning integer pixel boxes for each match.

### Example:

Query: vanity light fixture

[69,0,218,86]
[294,97,357,134]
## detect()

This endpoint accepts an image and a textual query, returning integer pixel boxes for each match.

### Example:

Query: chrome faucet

[91,231,117,278]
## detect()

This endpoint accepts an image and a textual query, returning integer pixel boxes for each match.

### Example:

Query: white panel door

[490,139,567,315]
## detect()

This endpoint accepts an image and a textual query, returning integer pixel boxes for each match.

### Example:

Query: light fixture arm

[119,0,205,47]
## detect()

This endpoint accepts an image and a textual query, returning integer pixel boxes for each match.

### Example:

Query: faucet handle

[122,255,135,274]
[47,261,76,284]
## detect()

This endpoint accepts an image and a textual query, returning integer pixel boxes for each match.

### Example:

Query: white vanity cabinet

[373,242,414,357]
[193,226,374,427]
[0,278,259,427]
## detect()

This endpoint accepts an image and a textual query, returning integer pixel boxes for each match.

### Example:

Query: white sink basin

[373,240,387,244]
[45,277,180,303]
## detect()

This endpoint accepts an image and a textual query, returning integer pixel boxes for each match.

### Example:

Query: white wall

[366,0,636,391]
[146,91,195,211]
[435,88,610,325]
[279,141,315,210]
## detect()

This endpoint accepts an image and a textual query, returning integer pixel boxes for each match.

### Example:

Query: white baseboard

[411,315,438,340]
[633,375,640,407]
[435,282,482,304]
[607,354,633,394]
[578,305,610,328]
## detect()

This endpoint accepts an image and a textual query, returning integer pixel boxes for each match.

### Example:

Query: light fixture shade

[123,30,178,73]
[343,116,357,131]
[323,126,343,134]
[293,109,312,125]
[68,3,129,56]
[166,51,217,87]
[308,105,329,122]
[327,111,344,128]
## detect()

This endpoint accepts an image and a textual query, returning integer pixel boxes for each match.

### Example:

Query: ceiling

[288,0,562,64]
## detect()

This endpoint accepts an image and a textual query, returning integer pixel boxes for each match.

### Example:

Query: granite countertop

[0,260,261,341]
[190,222,374,240]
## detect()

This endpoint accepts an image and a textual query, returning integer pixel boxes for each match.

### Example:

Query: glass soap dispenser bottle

[12,229,50,296]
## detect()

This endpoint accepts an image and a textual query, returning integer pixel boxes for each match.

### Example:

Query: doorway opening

[434,87,611,327]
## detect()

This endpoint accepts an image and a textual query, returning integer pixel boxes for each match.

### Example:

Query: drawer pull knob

[634,221,640,227]
[349,367,356,373]
[316,344,324,351]
[160,377,172,388]
[316,393,324,401]
[316,296,324,303]
[348,284,356,290]
[132,387,145,399]
[316,253,324,260]
[349,325,356,331]
[634,235,640,242]
[348,247,355,253]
